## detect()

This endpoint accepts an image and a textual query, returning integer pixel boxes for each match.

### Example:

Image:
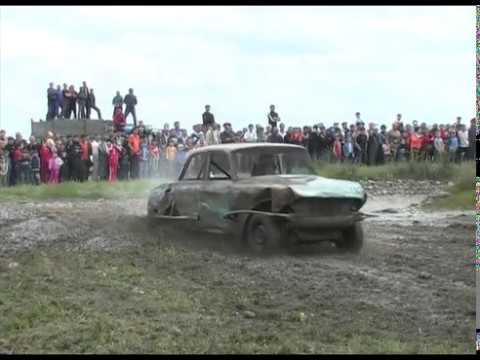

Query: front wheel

[336,222,364,253]
[245,215,285,255]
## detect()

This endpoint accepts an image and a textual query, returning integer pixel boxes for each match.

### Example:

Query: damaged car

[147,143,367,254]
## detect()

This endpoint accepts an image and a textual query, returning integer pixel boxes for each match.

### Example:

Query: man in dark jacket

[267,127,284,143]
[267,104,280,129]
[46,82,56,120]
[220,123,235,144]
[124,88,138,127]
[202,105,215,129]
[78,81,90,119]
[87,88,102,120]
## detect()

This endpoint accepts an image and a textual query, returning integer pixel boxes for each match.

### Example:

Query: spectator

[78,81,90,119]
[0,148,8,187]
[139,138,149,178]
[98,137,109,181]
[80,135,92,181]
[279,123,286,137]
[54,85,63,119]
[48,151,63,184]
[113,107,126,133]
[447,128,459,162]
[468,118,476,160]
[46,83,57,120]
[112,91,123,117]
[268,105,280,129]
[61,84,69,118]
[267,127,284,143]
[106,138,121,182]
[165,139,177,178]
[457,124,469,162]
[39,140,52,183]
[87,89,102,120]
[128,127,141,179]
[202,105,215,129]
[220,123,235,144]
[30,149,40,185]
[91,136,100,181]
[433,130,445,162]
[124,88,138,127]
[244,124,257,143]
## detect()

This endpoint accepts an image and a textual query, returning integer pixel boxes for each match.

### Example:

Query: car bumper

[285,213,363,229]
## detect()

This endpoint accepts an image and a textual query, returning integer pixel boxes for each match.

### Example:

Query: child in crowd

[139,138,149,178]
[165,140,177,178]
[149,140,160,178]
[447,129,459,162]
[48,151,63,184]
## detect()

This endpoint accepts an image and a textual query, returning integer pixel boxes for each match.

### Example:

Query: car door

[172,152,208,222]
[197,151,234,233]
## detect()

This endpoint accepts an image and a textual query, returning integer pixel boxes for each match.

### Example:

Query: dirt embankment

[0,179,475,353]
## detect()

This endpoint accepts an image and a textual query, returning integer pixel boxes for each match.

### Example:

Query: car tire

[336,222,364,253]
[245,214,285,255]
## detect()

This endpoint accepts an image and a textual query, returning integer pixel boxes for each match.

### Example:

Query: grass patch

[0,179,166,202]
[313,160,475,182]
[0,246,472,354]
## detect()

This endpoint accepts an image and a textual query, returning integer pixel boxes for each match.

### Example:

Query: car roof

[188,143,306,155]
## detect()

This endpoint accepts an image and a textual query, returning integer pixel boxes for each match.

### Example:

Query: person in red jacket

[113,107,126,134]
[39,141,52,183]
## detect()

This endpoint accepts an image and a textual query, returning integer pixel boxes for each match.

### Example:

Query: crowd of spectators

[1,102,476,187]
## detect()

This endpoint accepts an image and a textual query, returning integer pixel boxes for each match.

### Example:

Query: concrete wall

[31,119,114,137]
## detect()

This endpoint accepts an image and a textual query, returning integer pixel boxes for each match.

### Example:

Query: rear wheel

[336,222,364,253]
[245,215,285,255]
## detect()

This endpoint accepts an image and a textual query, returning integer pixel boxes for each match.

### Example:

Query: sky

[0,5,476,136]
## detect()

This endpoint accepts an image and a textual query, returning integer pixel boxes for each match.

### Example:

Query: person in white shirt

[244,124,257,143]
[90,136,100,181]
[457,124,469,161]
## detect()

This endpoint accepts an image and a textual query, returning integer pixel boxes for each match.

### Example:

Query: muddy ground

[0,180,476,353]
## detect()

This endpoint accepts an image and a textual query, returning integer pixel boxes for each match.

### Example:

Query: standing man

[128,127,141,179]
[54,85,63,119]
[267,105,280,129]
[87,88,102,120]
[112,91,123,118]
[61,84,69,118]
[46,82,56,120]
[124,88,138,127]
[202,105,215,129]
[78,82,89,119]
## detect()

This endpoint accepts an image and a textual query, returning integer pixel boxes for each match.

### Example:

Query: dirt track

[0,180,475,352]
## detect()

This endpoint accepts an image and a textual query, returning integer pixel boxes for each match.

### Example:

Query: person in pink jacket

[48,151,63,184]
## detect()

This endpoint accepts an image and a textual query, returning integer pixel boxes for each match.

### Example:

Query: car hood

[236,174,365,201]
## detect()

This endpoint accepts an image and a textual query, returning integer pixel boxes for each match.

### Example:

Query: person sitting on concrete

[112,91,123,118]
[113,107,126,133]
[124,88,138,127]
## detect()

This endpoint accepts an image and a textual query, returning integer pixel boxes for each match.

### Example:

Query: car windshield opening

[233,148,315,178]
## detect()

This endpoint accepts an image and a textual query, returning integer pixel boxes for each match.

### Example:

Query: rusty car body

[147,143,367,253]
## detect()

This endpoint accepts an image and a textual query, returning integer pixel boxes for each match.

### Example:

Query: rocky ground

[0,180,475,353]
